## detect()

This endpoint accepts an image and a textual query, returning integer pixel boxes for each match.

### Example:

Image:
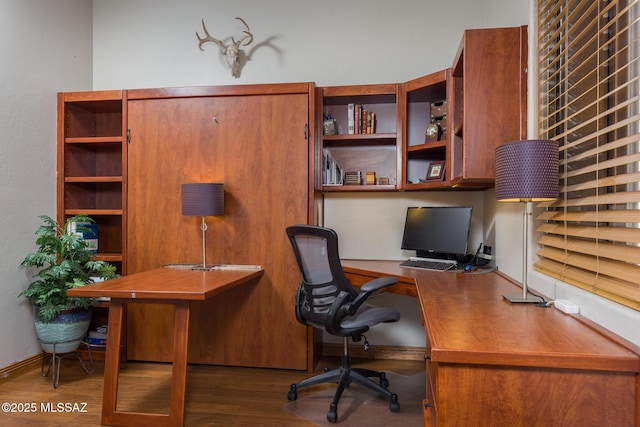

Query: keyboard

[400,259,457,271]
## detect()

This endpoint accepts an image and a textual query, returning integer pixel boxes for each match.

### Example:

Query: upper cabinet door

[450,26,528,186]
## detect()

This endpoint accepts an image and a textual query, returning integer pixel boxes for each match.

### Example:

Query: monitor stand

[415,251,457,261]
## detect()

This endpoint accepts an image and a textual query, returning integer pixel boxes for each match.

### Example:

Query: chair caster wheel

[390,393,400,412]
[287,384,297,401]
[327,409,338,423]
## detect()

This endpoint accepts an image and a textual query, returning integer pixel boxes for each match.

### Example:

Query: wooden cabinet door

[126,92,310,369]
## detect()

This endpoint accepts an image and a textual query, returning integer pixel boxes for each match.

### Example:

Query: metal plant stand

[40,338,94,388]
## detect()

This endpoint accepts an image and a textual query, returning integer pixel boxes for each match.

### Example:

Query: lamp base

[191,264,218,271]
[502,294,541,303]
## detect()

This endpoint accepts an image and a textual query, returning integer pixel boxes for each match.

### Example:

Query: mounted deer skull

[197,17,254,78]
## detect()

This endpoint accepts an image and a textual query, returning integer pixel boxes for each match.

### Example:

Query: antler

[196,17,254,78]
[196,19,224,51]
[232,17,253,47]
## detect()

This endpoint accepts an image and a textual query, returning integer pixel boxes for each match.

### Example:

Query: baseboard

[0,353,43,384]
[322,343,425,361]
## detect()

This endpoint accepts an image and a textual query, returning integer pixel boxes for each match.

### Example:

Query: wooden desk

[342,260,640,427]
[67,266,264,427]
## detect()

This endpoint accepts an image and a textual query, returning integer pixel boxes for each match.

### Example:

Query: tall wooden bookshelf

[57,90,127,360]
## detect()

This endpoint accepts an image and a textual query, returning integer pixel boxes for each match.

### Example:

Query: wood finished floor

[0,356,424,426]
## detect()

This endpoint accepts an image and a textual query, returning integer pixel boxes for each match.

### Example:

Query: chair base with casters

[40,339,95,388]
[287,336,400,423]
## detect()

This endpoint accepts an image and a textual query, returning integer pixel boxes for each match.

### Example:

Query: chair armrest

[346,276,398,315]
[360,276,398,293]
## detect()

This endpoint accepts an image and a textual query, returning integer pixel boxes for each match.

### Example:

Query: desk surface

[342,259,640,373]
[67,266,264,301]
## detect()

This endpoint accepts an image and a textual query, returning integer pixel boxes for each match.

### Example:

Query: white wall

[92,0,523,89]
[0,0,93,368]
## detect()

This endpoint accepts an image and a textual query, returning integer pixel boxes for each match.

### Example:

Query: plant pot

[34,307,92,354]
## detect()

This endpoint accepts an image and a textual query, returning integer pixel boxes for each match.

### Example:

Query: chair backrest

[286,225,358,328]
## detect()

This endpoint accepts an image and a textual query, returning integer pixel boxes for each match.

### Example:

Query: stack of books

[87,329,107,346]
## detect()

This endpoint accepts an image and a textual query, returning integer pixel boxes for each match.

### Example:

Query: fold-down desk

[67,265,264,427]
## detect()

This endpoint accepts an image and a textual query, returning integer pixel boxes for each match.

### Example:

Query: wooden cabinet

[57,90,127,274]
[402,69,452,189]
[318,84,401,191]
[449,26,527,186]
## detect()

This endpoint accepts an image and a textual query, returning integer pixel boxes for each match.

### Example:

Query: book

[69,221,98,254]
[361,109,368,134]
[89,330,108,339]
[87,336,107,346]
[347,103,355,134]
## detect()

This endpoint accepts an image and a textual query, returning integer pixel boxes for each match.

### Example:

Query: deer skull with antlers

[197,17,254,78]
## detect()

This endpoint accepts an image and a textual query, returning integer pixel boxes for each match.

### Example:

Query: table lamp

[181,182,224,270]
[495,139,559,303]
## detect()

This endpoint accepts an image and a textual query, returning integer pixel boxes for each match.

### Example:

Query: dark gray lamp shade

[181,183,224,216]
[495,140,559,202]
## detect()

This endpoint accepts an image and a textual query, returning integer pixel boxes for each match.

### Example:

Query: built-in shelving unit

[57,91,127,274]
[403,69,452,190]
[319,84,401,191]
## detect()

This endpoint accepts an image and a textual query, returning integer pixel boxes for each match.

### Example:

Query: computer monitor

[401,206,472,260]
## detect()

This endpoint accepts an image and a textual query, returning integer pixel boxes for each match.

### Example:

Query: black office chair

[285,225,401,423]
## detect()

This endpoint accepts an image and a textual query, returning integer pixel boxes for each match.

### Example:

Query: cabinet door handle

[424,354,431,361]
[424,402,434,408]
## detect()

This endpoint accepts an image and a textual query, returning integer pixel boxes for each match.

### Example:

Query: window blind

[537,0,640,310]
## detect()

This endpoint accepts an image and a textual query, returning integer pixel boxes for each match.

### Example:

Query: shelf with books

[320,84,401,191]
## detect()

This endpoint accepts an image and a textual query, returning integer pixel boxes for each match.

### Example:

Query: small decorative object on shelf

[366,171,376,185]
[424,122,442,143]
[431,100,446,117]
[426,161,446,181]
[425,99,446,143]
[344,171,362,185]
[323,114,337,135]
[378,177,390,185]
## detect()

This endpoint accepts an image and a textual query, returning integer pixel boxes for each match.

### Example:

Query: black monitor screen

[401,206,472,259]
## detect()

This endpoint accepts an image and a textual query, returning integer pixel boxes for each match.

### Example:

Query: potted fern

[20,214,116,353]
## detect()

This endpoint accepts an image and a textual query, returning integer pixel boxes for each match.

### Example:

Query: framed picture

[426,161,445,181]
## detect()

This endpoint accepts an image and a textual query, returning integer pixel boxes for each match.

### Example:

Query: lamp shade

[181,183,224,216]
[495,139,559,202]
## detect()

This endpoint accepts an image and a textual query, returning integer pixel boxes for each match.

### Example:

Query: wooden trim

[0,353,43,384]
[126,82,312,100]
[322,343,425,361]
